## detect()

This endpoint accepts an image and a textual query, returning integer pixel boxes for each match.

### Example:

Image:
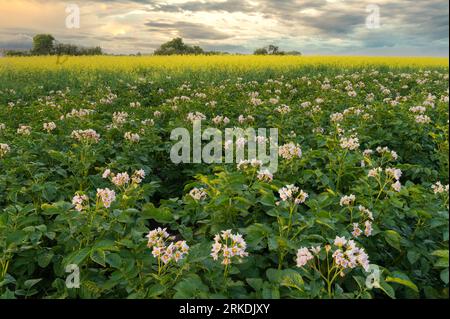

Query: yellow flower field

[0,55,448,72]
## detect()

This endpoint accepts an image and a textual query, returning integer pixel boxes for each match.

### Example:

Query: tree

[253,44,301,56]
[285,50,302,56]
[267,45,279,55]
[154,38,205,55]
[53,42,102,56]
[253,47,268,55]
[32,34,55,55]
[4,50,30,57]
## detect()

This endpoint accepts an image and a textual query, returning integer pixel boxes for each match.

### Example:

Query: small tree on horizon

[254,47,268,55]
[31,34,55,55]
[253,44,301,56]
[154,38,205,55]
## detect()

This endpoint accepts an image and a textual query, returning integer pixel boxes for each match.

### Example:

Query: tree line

[3,34,102,57]
[2,34,301,56]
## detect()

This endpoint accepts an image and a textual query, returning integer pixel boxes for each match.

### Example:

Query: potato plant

[0,61,448,299]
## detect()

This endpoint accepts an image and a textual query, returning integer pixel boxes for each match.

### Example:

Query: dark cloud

[0,40,32,50]
[146,21,232,40]
[199,43,251,53]
[300,10,366,36]
[153,0,255,13]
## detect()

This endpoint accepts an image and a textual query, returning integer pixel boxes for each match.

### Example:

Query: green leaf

[440,269,449,284]
[431,250,449,259]
[90,249,106,267]
[173,275,208,299]
[93,239,117,251]
[386,275,419,293]
[64,247,91,267]
[147,284,167,297]
[24,279,42,289]
[105,253,122,268]
[384,230,402,251]
[246,278,263,291]
[244,224,269,249]
[141,203,173,223]
[434,259,449,268]
[37,251,54,268]
[379,280,396,299]
[407,250,420,264]
[281,271,304,290]
[6,230,27,246]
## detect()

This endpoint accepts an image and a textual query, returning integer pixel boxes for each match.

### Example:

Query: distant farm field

[1,55,448,71]
[0,56,448,299]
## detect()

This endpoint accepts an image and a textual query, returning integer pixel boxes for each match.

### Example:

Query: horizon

[0,0,449,57]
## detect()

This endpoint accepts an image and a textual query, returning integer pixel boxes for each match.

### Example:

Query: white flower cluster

[296,236,370,272]
[278,142,302,160]
[340,136,360,151]
[124,132,140,143]
[340,194,356,206]
[112,111,128,127]
[375,146,398,160]
[63,108,94,119]
[102,169,145,187]
[238,115,255,124]
[186,112,206,122]
[431,181,449,194]
[257,169,273,182]
[415,114,431,124]
[212,115,230,125]
[211,230,248,265]
[250,97,263,106]
[368,167,402,192]
[131,169,146,184]
[100,92,117,104]
[96,188,116,208]
[72,193,89,212]
[111,172,130,187]
[313,127,325,134]
[146,228,189,264]
[154,111,162,118]
[358,205,374,221]
[0,143,10,158]
[279,184,308,205]
[17,125,31,136]
[269,97,279,105]
[352,221,373,238]
[409,106,426,114]
[129,101,141,108]
[141,119,155,127]
[71,129,100,143]
[385,167,402,181]
[385,167,402,192]
[296,247,315,267]
[367,167,382,178]
[43,122,56,133]
[237,158,262,171]
[189,187,207,201]
[332,236,370,271]
[330,112,344,123]
[275,104,291,114]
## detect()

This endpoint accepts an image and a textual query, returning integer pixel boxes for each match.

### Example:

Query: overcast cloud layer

[0,0,448,55]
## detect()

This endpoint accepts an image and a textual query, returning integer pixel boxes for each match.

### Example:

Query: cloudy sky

[0,0,448,55]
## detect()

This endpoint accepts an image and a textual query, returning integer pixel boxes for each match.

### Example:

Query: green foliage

[154,38,205,55]
[253,44,300,55]
[32,34,55,55]
[0,63,448,299]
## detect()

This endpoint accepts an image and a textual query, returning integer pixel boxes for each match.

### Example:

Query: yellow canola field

[0,55,448,72]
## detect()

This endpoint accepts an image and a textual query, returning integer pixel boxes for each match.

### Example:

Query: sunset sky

[0,0,448,55]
